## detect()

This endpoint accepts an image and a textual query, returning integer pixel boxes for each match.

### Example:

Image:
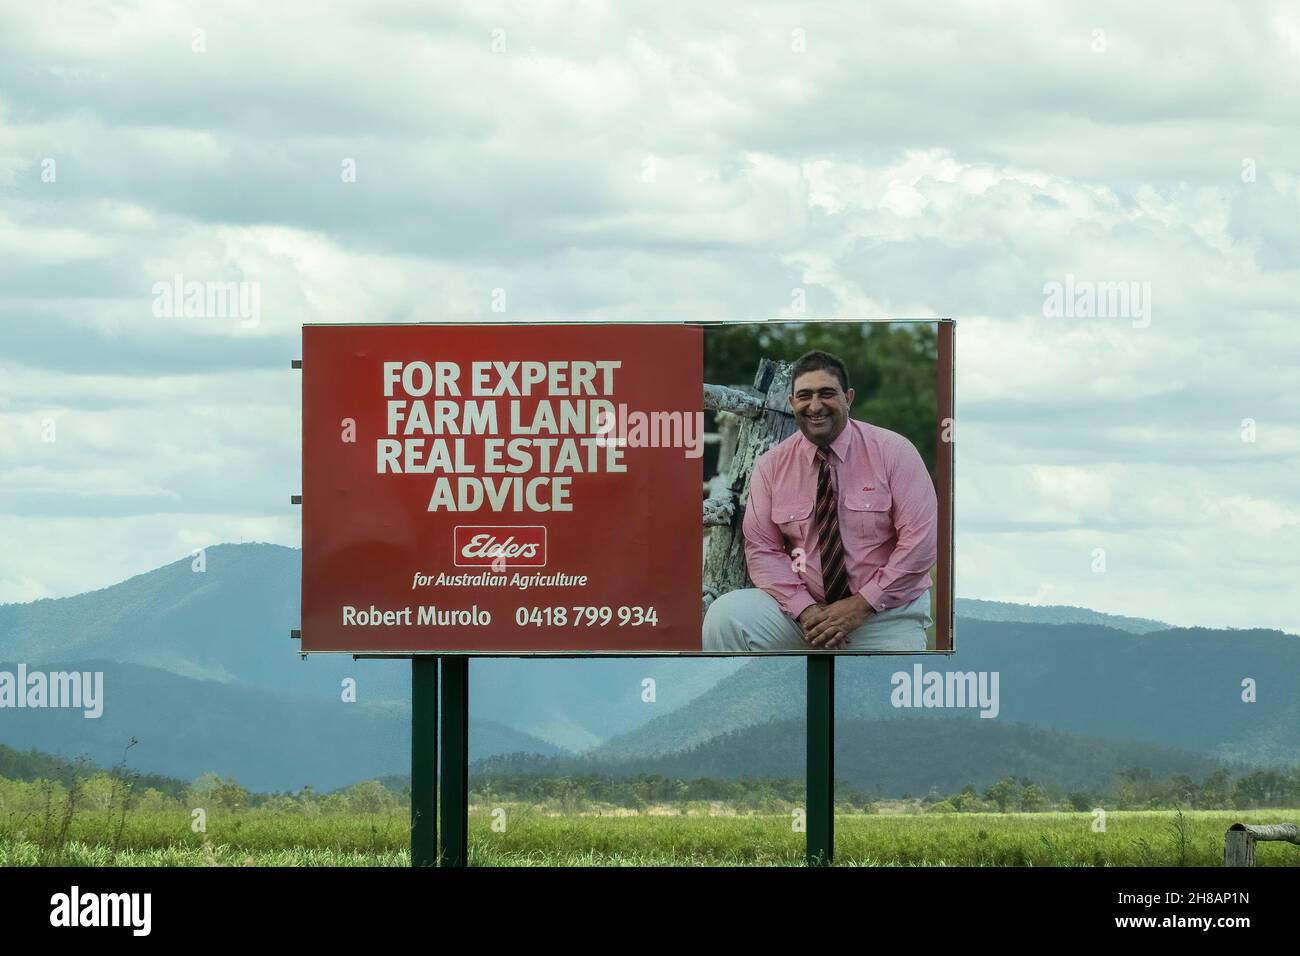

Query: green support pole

[410,656,438,867]
[440,655,470,867]
[806,654,835,866]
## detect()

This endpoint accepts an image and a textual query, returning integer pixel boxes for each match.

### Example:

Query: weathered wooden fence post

[716,410,742,477]
[1223,822,1300,866]
[702,358,796,612]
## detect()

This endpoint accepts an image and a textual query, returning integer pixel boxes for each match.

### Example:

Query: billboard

[300,320,954,655]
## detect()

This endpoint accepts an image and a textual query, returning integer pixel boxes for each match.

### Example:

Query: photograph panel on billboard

[300,319,953,655]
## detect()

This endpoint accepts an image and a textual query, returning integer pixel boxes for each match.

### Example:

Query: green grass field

[3,807,1298,866]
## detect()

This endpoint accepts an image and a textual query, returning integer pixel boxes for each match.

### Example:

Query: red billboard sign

[300,320,955,656]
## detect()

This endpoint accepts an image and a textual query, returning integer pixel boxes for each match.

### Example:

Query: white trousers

[703,588,931,653]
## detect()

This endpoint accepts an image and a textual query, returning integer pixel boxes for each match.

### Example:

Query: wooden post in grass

[1223,822,1300,866]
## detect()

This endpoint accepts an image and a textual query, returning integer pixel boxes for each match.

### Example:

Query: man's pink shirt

[741,418,938,621]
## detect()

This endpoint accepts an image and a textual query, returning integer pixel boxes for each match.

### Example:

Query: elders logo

[454,526,547,568]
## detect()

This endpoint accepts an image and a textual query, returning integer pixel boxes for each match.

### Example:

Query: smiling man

[703,349,937,652]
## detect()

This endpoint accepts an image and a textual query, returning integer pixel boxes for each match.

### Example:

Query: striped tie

[814,446,851,603]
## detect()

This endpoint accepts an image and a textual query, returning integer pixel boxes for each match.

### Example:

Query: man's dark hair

[790,349,850,393]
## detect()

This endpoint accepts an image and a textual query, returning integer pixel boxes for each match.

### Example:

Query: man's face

[790,368,854,446]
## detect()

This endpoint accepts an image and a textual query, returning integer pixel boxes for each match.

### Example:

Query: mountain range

[0,543,1295,792]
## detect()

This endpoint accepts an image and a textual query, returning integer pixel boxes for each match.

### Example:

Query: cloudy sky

[1,1,1298,634]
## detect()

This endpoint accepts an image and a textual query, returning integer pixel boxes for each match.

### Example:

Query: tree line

[5,765,1296,817]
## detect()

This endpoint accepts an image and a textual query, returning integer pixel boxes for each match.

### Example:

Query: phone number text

[514,606,659,627]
